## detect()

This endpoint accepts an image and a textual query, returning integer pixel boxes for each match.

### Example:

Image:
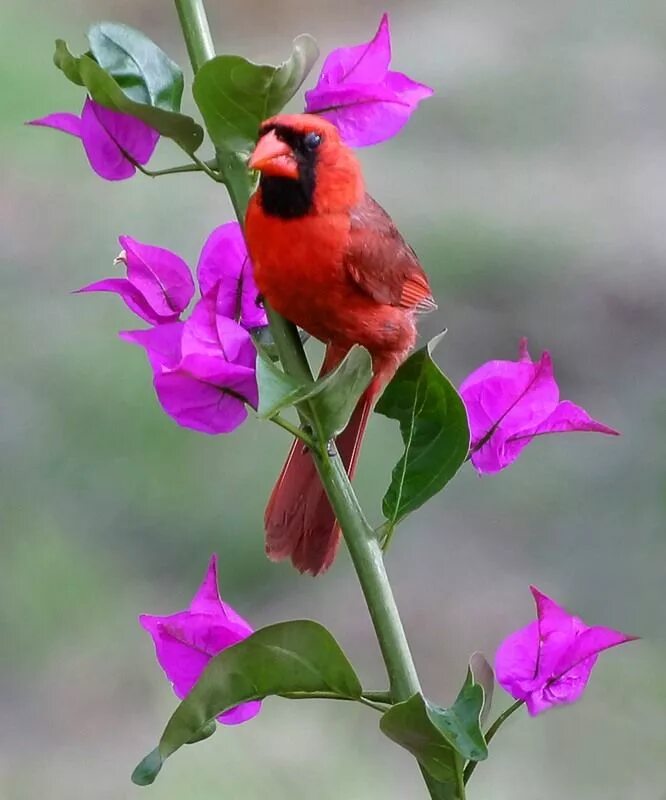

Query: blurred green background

[2,1,664,798]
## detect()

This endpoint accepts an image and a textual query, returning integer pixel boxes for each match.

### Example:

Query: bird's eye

[304,132,322,151]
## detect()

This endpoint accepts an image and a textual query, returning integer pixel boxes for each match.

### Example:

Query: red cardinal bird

[245,114,435,575]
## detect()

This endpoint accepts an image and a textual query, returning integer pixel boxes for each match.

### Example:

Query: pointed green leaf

[53,39,85,85]
[264,34,320,116]
[132,620,361,786]
[256,348,307,417]
[192,35,319,159]
[376,336,470,528]
[381,694,460,787]
[52,41,203,153]
[469,652,494,726]
[304,346,372,440]
[380,682,487,789]
[439,681,488,762]
[257,345,372,440]
[88,22,184,112]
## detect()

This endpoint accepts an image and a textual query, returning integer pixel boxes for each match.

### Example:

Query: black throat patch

[258,124,317,219]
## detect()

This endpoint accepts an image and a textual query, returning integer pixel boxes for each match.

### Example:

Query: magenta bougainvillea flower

[78,236,195,325]
[459,338,619,475]
[28,97,159,181]
[197,223,267,330]
[495,586,636,716]
[121,301,258,434]
[80,223,264,331]
[305,13,433,147]
[80,223,263,434]
[140,554,261,725]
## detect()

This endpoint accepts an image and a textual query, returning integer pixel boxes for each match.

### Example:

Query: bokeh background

[2,1,665,798]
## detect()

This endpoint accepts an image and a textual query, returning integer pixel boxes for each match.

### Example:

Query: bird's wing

[343,193,436,312]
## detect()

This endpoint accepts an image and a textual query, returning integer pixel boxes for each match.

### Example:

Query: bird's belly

[261,266,352,346]
[260,268,414,357]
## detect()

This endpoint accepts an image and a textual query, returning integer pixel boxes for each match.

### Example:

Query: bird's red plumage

[245,113,434,575]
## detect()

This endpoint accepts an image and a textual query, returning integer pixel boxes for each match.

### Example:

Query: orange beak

[248,130,299,179]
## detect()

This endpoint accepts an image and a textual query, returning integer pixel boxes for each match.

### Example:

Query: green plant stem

[269,413,315,448]
[264,307,313,382]
[188,151,226,181]
[485,700,524,745]
[264,318,423,703]
[463,700,524,785]
[359,697,390,713]
[135,162,201,177]
[318,454,420,698]
[173,3,447,797]
[175,0,215,71]
[362,690,393,705]
[321,453,455,800]
[122,145,223,182]
[133,160,217,178]
[217,151,255,219]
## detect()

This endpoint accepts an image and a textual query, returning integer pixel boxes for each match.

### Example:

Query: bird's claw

[326,439,337,457]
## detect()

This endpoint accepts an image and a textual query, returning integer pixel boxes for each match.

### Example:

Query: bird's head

[249,114,364,219]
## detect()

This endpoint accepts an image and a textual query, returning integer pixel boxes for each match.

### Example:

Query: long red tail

[264,348,373,575]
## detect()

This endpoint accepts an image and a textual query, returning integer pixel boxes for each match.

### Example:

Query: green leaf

[264,34,320,116]
[52,41,203,153]
[257,345,372,441]
[381,694,459,788]
[305,346,372,440]
[192,34,319,159]
[376,334,470,529]
[443,680,488,762]
[192,36,318,212]
[186,719,217,744]
[132,748,162,787]
[53,39,84,85]
[256,348,306,417]
[469,652,494,727]
[78,55,203,153]
[87,22,184,111]
[132,620,361,786]
[380,682,487,790]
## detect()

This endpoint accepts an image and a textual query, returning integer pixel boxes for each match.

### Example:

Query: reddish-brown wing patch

[343,194,436,312]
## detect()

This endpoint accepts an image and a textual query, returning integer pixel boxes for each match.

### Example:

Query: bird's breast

[246,205,352,341]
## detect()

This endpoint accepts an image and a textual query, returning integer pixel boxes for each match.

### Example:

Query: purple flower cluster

[81,224,265,434]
